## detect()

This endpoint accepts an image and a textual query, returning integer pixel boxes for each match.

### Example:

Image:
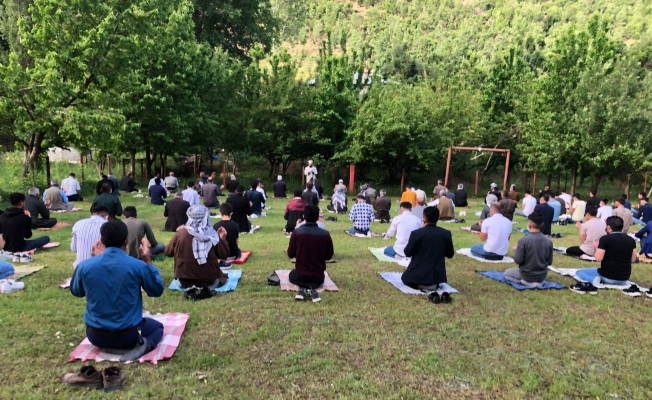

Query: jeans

[150,243,165,256]
[23,236,50,252]
[632,209,640,218]
[633,217,644,226]
[86,317,164,350]
[383,246,397,258]
[503,267,544,286]
[349,227,369,235]
[575,268,628,286]
[289,269,324,289]
[470,243,503,260]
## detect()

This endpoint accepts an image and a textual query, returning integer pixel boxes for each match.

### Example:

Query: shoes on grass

[646,288,652,298]
[0,279,25,293]
[310,289,321,303]
[622,284,642,297]
[441,292,452,304]
[428,292,441,304]
[102,367,126,392]
[295,288,306,300]
[569,282,598,295]
[196,288,217,300]
[63,365,104,389]
[184,288,199,301]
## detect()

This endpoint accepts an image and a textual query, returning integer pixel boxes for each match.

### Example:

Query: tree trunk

[130,150,136,175]
[593,172,602,192]
[556,173,561,194]
[625,174,632,198]
[145,147,152,180]
[570,165,577,195]
[160,153,167,175]
[45,155,51,186]
[546,174,552,188]
[579,175,585,188]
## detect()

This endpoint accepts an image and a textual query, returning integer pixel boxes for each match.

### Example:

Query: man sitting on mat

[287,205,334,303]
[382,202,422,259]
[25,187,58,229]
[471,202,512,260]
[284,189,307,233]
[533,194,555,235]
[504,212,553,287]
[401,207,454,290]
[213,203,241,261]
[348,194,375,236]
[123,206,165,259]
[0,192,51,254]
[573,216,638,288]
[566,207,605,258]
[165,205,230,300]
[71,206,109,269]
[70,220,164,360]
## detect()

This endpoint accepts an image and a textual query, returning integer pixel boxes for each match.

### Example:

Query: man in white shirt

[596,199,612,222]
[568,193,587,223]
[515,191,537,217]
[255,179,267,201]
[304,160,317,183]
[61,172,83,201]
[560,190,572,210]
[148,173,164,189]
[71,206,109,268]
[382,202,423,259]
[182,181,200,206]
[471,202,512,260]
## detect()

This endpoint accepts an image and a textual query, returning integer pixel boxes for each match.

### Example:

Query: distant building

[48,147,87,163]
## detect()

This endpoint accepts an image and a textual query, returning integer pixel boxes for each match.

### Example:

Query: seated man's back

[226,187,252,233]
[164,194,190,231]
[506,212,553,285]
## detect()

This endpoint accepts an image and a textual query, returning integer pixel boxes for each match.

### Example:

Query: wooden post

[222,162,227,187]
[45,154,51,186]
[502,150,511,190]
[444,147,453,187]
[475,170,479,196]
[532,173,537,194]
[122,159,126,176]
[349,165,355,193]
[400,168,405,193]
[139,159,144,178]
[107,154,111,174]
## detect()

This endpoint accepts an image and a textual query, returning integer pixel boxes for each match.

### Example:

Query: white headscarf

[184,205,219,265]
[332,187,346,210]
[230,175,236,180]
[277,175,282,181]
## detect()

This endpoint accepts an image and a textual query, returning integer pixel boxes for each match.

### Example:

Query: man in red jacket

[287,205,334,303]
[284,189,307,234]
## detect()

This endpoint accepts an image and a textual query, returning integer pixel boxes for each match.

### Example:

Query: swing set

[444,146,512,195]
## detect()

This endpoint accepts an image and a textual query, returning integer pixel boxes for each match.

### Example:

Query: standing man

[504,212,553,287]
[471,202,512,260]
[273,175,287,198]
[61,173,83,201]
[432,179,446,200]
[515,191,536,218]
[226,185,253,234]
[348,195,375,236]
[25,187,57,229]
[382,202,422,259]
[0,193,51,254]
[612,196,633,234]
[533,194,555,236]
[164,192,190,232]
[123,206,165,259]
[164,172,179,194]
[304,160,318,184]
[71,206,109,269]
[182,181,200,207]
[200,176,221,209]
[374,189,392,222]
[45,179,74,211]
[91,183,123,219]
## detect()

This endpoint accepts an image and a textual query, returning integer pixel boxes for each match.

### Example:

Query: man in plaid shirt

[164,192,190,231]
[348,194,375,236]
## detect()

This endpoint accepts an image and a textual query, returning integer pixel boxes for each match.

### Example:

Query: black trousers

[289,269,324,290]
[566,246,587,257]
[32,218,57,229]
[67,194,82,201]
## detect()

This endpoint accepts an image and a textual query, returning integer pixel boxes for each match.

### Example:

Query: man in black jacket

[402,206,455,290]
[287,205,334,303]
[302,183,320,206]
[0,193,51,253]
[226,185,253,234]
[25,187,58,229]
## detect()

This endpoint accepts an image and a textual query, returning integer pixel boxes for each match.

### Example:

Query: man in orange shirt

[400,187,417,208]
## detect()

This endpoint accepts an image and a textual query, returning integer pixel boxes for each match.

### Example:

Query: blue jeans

[86,317,164,350]
[0,262,14,279]
[633,217,644,226]
[150,243,165,256]
[349,227,368,235]
[384,246,397,258]
[575,268,628,286]
[22,236,50,252]
[470,243,502,259]
[632,209,640,218]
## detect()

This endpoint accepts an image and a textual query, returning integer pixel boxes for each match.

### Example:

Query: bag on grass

[267,272,280,286]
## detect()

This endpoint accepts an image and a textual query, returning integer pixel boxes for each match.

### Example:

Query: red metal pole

[475,170,479,196]
[503,150,511,190]
[444,147,453,187]
[349,165,355,193]
[400,168,405,193]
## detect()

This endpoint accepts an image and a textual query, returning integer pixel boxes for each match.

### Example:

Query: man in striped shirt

[71,206,109,268]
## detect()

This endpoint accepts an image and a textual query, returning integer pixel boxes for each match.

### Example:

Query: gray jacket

[513,232,553,282]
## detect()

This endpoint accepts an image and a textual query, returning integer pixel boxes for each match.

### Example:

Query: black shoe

[623,284,641,297]
[184,288,198,301]
[569,282,598,295]
[428,292,441,304]
[441,292,452,304]
[646,288,652,298]
[197,288,217,300]
[310,289,321,303]
[295,288,306,300]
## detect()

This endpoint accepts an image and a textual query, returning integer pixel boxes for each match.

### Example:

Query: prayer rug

[37,222,72,231]
[477,270,564,290]
[275,270,339,292]
[368,247,405,264]
[379,272,459,295]
[6,265,46,281]
[460,226,479,233]
[53,208,83,213]
[456,248,515,263]
[547,267,647,291]
[69,313,189,364]
[229,251,251,265]
[168,269,242,292]
[553,247,596,262]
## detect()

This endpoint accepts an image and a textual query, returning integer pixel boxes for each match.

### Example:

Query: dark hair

[187,181,195,188]
[622,193,628,199]
[590,189,597,196]
[220,203,233,216]
[528,212,544,229]
[154,178,161,185]
[399,201,412,210]
[541,194,550,202]
[101,174,108,179]
[606,216,624,232]
[91,205,109,215]
[123,206,137,218]
[585,206,598,217]
[294,189,303,198]
[357,194,366,200]
[100,220,129,248]
[423,206,440,224]
[501,190,509,198]
[235,185,245,193]
[304,205,320,223]
[525,190,531,195]
[615,196,626,205]
[573,193,581,200]
[642,197,650,203]
[9,192,25,206]
[306,182,314,191]
[549,192,557,197]
[639,191,646,198]
[251,181,259,190]
[70,173,76,177]
[101,182,112,193]
[601,198,608,204]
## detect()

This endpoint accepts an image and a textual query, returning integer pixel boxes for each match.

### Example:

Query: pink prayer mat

[230,251,251,264]
[68,313,189,364]
[275,270,339,293]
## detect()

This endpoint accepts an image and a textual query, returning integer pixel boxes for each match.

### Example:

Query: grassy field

[1,192,652,399]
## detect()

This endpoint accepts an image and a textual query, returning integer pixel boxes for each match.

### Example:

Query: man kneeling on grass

[401,207,455,303]
[287,205,334,303]
[70,220,164,361]
[570,216,642,296]
[504,212,553,288]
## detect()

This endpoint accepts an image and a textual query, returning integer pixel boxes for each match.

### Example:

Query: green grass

[1,194,652,399]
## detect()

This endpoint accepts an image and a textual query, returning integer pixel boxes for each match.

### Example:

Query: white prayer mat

[456,248,514,263]
[379,272,459,295]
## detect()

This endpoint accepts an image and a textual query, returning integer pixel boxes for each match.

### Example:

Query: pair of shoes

[623,284,642,297]
[184,288,199,301]
[549,233,562,238]
[219,261,232,270]
[295,288,321,303]
[63,366,125,391]
[0,279,25,293]
[12,253,32,263]
[197,288,217,300]
[569,282,598,295]
[427,292,451,304]
[325,216,338,222]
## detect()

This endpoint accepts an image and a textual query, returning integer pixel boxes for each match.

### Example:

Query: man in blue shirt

[633,197,652,226]
[149,178,168,205]
[70,220,165,357]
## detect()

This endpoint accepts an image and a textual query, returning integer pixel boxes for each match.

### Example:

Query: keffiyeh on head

[184,205,219,265]
[277,175,282,181]
[332,187,346,209]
